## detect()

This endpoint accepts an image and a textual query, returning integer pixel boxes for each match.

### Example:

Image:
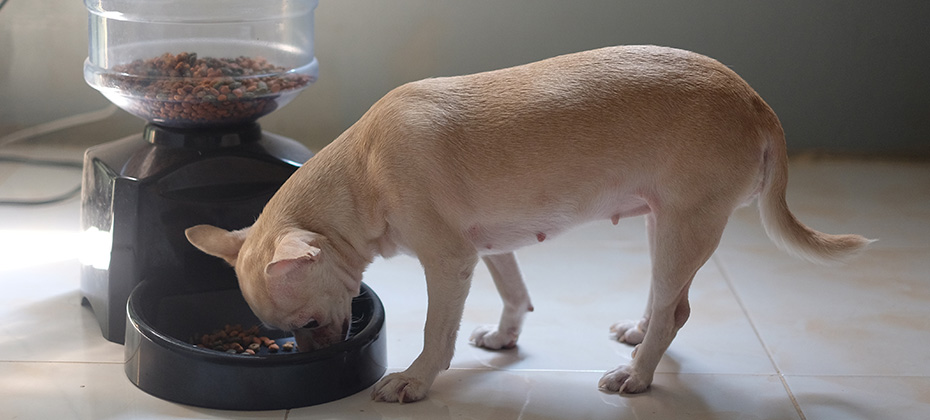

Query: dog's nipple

[536,232,547,242]
[611,214,621,225]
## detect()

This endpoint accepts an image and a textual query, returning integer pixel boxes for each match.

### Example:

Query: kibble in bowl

[192,323,298,355]
[90,52,314,128]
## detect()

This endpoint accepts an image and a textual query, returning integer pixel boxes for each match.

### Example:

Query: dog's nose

[301,319,320,329]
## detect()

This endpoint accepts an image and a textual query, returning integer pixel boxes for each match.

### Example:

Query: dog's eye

[301,319,320,329]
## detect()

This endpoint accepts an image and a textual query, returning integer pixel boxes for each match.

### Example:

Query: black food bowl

[124,280,386,410]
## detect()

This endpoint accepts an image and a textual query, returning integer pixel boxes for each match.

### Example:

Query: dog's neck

[258,129,390,291]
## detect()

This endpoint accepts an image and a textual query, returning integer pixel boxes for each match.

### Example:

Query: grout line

[712,253,807,420]
[449,367,610,373]
[777,375,807,420]
[450,365,930,379]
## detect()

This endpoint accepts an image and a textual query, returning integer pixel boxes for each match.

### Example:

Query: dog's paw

[598,365,651,394]
[469,325,518,350]
[371,372,429,403]
[609,320,646,345]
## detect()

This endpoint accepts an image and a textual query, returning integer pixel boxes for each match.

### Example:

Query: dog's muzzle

[293,318,351,352]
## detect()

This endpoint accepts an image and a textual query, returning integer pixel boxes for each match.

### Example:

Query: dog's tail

[757,124,874,264]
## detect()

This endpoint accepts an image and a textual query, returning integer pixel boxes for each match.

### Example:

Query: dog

[185,45,871,403]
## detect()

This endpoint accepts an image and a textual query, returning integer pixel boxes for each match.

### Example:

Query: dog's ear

[185,224,250,266]
[264,230,323,278]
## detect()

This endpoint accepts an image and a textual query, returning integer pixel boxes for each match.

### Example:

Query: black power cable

[0,0,86,206]
[0,155,83,206]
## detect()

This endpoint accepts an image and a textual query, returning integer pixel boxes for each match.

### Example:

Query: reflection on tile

[717,247,930,376]
[0,362,287,420]
[289,370,801,420]
[0,260,124,363]
[787,375,930,420]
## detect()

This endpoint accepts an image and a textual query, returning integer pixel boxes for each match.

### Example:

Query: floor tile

[711,158,930,379]
[0,150,83,272]
[0,361,287,420]
[289,369,801,420]
[0,260,124,363]
[786,375,930,420]
[0,147,120,363]
[716,244,930,376]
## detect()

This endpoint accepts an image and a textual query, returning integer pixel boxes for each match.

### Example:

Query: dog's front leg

[371,241,478,403]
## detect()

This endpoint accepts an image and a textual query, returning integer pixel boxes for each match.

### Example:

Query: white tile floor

[1,146,928,419]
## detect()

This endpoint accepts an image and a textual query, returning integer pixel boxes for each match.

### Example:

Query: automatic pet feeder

[79,0,386,410]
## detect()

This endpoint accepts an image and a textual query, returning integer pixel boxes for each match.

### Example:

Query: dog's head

[184,224,357,351]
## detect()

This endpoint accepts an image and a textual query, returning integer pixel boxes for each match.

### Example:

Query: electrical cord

[0,104,118,206]
[0,155,83,206]
[0,104,111,205]
[0,0,102,206]
[0,104,118,148]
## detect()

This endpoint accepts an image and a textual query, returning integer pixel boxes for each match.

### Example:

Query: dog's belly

[464,195,651,254]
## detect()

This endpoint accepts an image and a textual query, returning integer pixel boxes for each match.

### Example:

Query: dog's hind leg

[470,252,534,349]
[608,213,660,345]
[600,208,728,394]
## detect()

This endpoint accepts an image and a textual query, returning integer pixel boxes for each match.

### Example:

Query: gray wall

[1,0,928,155]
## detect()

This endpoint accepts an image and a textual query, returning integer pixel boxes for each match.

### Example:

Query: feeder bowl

[125,280,387,410]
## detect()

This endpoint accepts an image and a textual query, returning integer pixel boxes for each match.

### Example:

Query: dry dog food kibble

[193,324,297,355]
[101,52,312,126]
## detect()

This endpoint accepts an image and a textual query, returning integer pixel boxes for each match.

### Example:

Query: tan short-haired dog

[186,45,871,402]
